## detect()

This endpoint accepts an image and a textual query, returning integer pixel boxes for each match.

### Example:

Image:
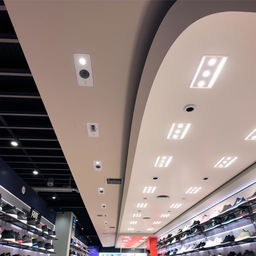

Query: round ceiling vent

[157,195,170,198]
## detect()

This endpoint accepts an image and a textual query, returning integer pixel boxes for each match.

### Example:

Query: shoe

[220,204,232,213]
[235,229,251,241]
[190,220,200,228]
[32,237,38,248]
[2,204,17,218]
[243,250,255,256]
[22,235,33,246]
[15,232,22,243]
[45,243,54,252]
[48,228,54,236]
[227,252,237,256]
[231,197,246,209]
[183,225,190,231]
[1,229,16,242]
[237,208,249,219]
[177,228,182,235]
[205,218,222,231]
[221,235,235,243]
[222,213,236,224]
[17,211,27,223]
[247,192,256,201]
[42,225,48,233]
[180,233,187,240]
[38,241,45,249]
[49,230,56,237]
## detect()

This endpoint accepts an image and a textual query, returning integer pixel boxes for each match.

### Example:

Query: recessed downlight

[167,123,191,140]
[98,187,105,194]
[143,186,156,194]
[93,160,102,171]
[101,204,107,209]
[170,203,182,209]
[190,56,227,88]
[245,129,256,141]
[32,169,39,175]
[154,156,172,168]
[10,140,18,147]
[79,57,87,66]
[214,156,238,168]
[185,186,202,194]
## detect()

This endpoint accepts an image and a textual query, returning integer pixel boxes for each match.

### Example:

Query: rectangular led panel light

[160,214,170,218]
[245,129,256,141]
[153,221,161,225]
[154,156,172,168]
[73,53,94,87]
[185,186,202,194]
[133,213,141,218]
[214,156,238,168]
[170,203,182,209]
[137,203,148,208]
[167,123,191,140]
[143,186,157,194]
[129,221,138,225]
[190,56,227,88]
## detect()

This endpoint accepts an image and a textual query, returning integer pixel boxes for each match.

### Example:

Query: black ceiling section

[0,2,101,246]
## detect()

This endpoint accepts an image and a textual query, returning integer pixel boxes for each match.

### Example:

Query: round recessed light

[203,177,208,180]
[197,80,206,87]
[184,104,196,112]
[52,195,56,200]
[156,195,170,199]
[79,69,90,79]
[202,70,211,77]
[33,169,39,175]
[10,140,19,147]
[208,58,217,66]
[79,57,87,66]
[153,177,159,180]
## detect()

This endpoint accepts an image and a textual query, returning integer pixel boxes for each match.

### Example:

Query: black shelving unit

[70,244,88,254]
[0,210,57,240]
[0,240,56,254]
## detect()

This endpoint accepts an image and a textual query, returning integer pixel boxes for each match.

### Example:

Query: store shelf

[70,244,88,253]
[0,210,57,240]
[0,240,56,254]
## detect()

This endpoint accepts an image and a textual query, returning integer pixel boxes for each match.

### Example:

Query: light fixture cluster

[190,56,227,88]
[185,186,202,194]
[136,203,148,209]
[129,221,138,225]
[154,156,172,168]
[214,156,238,168]
[143,186,156,194]
[245,129,256,141]
[160,213,170,218]
[153,221,161,225]
[167,123,191,140]
[170,203,182,209]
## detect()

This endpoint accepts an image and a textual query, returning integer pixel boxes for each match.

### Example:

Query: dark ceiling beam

[0,6,6,11]
[0,154,64,158]
[13,168,70,171]
[0,146,61,150]
[0,94,41,99]
[7,161,66,164]
[0,113,48,117]
[19,173,72,176]
[0,72,32,77]
[0,38,18,43]
[0,125,53,130]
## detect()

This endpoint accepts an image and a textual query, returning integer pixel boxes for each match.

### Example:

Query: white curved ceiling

[119,11,256,238]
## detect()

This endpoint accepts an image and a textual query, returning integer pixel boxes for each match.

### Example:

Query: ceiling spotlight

[167,123,191,140]
[170,203,182,209]
[52,195,57,200]
[98,187,105,194]
[154,156,172,168]
[32,169,39,175]
[101,204,107,209]
[190,56,227,88]
[136,203,148,209]
[79,57,87,66]
[245,129,256,141]
[143,186,156,194]
[10,140,19,147]
[185,186,202,194]
[214,156,238,168]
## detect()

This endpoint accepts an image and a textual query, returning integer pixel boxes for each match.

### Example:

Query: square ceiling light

[190,56,227,88]
[245,129,256,141]
[185,186,202,194]
[170,203,182,209]
[214,156,238,168]
[167,123,191,140]
[143,186,156,194]
[137,203,148,208]
[154,156,172,168]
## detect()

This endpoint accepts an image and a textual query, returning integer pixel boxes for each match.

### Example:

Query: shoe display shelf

[0,210,57,241]
[0,240,55,254]
[157,198,256,255]
[70,236,89,255]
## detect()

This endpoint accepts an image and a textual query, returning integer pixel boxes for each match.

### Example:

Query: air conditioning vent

[157,195,170,198]
[97,214,103,217]
[87,123,99,137]
[106,178,122,185]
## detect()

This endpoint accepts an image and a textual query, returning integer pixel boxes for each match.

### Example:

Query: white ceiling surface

[119,12,256,235]
[4,0,170,247]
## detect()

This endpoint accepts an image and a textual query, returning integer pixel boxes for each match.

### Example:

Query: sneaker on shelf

[48,228,54,236]
[231,197,246,209]
[45,243,54,252]
[2,204,17,218]
[177,228,182,235]
[27,217,37,227]
[247,192,256,201]
[183,225,190,232]
[237,208,250,219]
[205,218,222,231]
[180,233,187,241]
[220,204,232,213]
[22,235,33,246]
[243,250,255,256]
[38,241,46,249]
[36,221,42,231]
[42,225,48,234]
[1,229,16,242]
[227,252,237,256]
[235,229,251,241]
[17,211,27,224]
[50,230,56,238]
[221,235,235,244]
[190,220,200,228]
[15,232,22,243]
[222,213,236,224]
[32,237,38,248]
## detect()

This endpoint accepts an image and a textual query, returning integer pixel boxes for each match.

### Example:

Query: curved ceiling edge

[118,0,256,238]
